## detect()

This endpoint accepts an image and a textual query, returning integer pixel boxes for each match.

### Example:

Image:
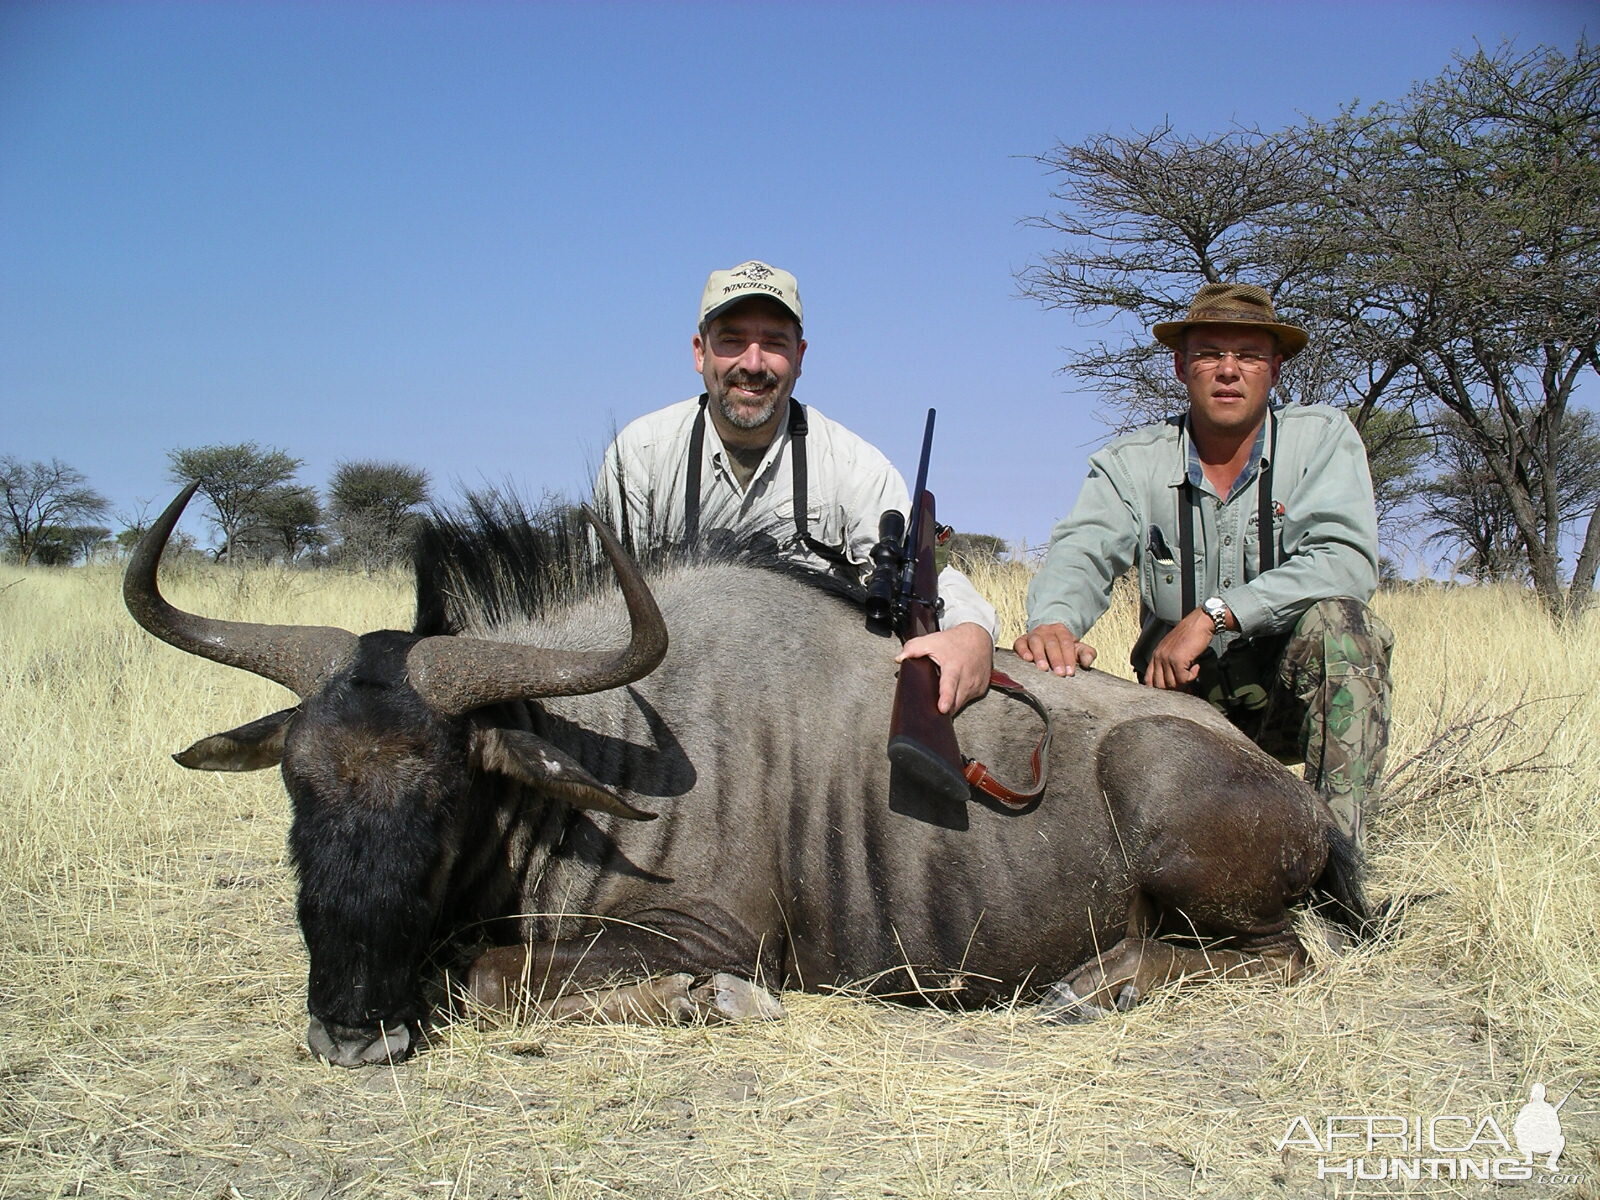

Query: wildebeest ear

[473,728,657,821]
[174,708,297,772]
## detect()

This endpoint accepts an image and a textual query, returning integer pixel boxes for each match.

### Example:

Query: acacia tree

[64,525,114,565]
[0,456,110,565]
[1420,410,1600,582]
[1297,43,1600,617]
[24,525,115,566]
[239,484,326,563]
[1021,40,1600,618]
[167,442,303,561]
[1018,123,1350,431]
[327,460,431,570]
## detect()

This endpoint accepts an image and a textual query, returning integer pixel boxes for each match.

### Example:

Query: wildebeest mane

[412,488,867,639]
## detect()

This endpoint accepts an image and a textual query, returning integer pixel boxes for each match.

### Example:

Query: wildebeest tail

[1311,822,1371,940]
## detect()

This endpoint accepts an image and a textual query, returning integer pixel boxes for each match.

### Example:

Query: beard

[713,369,785,430]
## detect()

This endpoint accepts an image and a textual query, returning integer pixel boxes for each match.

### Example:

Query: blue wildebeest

[126,485,1366,1067]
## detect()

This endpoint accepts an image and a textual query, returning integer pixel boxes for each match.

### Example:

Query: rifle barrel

[903,409,936,561]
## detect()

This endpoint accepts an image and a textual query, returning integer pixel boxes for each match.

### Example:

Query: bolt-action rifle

[866,409,971,808]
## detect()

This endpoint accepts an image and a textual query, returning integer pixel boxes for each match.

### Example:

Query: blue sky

[2,1,1592,558]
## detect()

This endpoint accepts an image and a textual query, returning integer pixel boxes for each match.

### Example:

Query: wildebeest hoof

[307,1016,415,1067]
[539,972,699,1023]
[689,973,786,1023]
[1037,981,1117,1024]
[632,972,699,1023]
[1114,983,1141,1012]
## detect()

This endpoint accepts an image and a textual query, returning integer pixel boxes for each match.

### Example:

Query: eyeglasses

[1186,349,1276,371]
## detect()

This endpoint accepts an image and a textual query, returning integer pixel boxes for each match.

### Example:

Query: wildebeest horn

[405,507,669,716]
[124,483,359,697]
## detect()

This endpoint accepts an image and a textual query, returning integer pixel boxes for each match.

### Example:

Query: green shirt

[1026,404,1379,646]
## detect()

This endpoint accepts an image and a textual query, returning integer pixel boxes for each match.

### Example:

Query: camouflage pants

[1195,598,1394,846]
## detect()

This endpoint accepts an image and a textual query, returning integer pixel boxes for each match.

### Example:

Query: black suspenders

[1178,477,1198,615]
[683,396,852,569]
[1257,420,1278,573]
[684,397,709,544]
[1176,410,1277,614]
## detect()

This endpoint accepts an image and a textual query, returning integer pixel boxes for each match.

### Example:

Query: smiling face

[1175,324,1282,443]
[693,297,806,446]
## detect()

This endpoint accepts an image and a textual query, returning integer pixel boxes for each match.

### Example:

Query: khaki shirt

[1027,404,1379,647]
[597,396,998,637]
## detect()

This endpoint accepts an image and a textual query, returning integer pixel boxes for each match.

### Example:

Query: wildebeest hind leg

[463,938,784,1026]
[1039,932,1309,1023]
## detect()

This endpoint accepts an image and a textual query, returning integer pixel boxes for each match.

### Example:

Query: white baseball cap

[699,260,802,328]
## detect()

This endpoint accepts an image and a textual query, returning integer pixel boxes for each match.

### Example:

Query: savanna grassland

[1,559,1596,1199]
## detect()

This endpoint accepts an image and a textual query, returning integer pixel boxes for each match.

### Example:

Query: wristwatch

[1202,596,1230,635]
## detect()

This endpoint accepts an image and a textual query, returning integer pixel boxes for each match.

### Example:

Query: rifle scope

[865,509,906,628]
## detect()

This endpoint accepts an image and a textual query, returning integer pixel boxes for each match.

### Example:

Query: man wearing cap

[597,259,997,715]
[1014,282,1392,844]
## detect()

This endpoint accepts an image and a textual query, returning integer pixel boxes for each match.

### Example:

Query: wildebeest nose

[305,1016,414,1068]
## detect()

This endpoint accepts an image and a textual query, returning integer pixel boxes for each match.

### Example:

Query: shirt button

[1223,578,1233,588]
[1224,535,1233,546]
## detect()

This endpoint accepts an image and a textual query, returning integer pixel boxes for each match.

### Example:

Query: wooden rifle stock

[886,486,969,807]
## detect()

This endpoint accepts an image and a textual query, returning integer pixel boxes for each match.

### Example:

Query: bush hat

[1152,282,1308,359]
[699,260,803,329]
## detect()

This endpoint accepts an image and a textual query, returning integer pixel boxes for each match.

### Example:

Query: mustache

[726,368,779,391]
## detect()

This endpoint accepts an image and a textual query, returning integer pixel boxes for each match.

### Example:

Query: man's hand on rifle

[1013,622,1098,677]
[896,622,994,715]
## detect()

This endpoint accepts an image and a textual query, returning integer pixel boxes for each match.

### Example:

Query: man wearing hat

[1014,282,1392,844]
[597,260,997,716]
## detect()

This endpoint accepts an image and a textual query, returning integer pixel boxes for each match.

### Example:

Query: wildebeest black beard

[284,632,474,1033]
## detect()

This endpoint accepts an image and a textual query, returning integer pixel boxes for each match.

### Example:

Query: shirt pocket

[1242,505,1285,578]
[1144,542,1185,623]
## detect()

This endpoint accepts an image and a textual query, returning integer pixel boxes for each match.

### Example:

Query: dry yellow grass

[1,562,1596,1198]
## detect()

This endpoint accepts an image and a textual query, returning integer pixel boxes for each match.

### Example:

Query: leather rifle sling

[960,670,1053,808]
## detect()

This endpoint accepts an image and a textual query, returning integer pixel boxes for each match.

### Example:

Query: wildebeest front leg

[463,933,784,1026]
[1039,932,1309,1022]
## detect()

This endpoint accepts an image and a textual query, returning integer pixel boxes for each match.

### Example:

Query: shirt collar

[1183,408,1275,501]
[701,394,792,481]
